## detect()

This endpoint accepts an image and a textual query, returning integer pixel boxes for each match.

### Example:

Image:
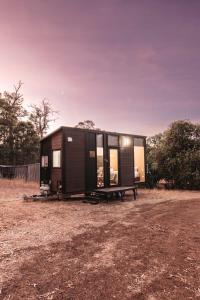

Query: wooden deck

[92,185,138,201]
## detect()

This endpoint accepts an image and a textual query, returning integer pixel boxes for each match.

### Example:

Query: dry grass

[0,178,39,201]
[0,180,200,299]
[0,178,39,189]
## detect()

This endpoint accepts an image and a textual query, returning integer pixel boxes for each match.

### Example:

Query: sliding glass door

[96,134,120,188]
[109,148,119,186]
[134,138,145,183]
[96,134,104,187]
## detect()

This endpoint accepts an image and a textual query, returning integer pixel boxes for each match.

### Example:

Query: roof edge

[40,125,146,141]
[40,126,63,142]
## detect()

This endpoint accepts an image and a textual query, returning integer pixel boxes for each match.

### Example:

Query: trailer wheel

[115,192,121,199]
[106,193,113,201]
[120,191,125,201]
[85,192,91,197]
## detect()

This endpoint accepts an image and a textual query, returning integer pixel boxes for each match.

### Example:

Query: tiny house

[40,126,146,195]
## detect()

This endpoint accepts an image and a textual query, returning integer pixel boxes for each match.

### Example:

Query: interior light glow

[122,136,131,147]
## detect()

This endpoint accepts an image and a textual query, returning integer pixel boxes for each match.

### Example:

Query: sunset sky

[0,0,200,136]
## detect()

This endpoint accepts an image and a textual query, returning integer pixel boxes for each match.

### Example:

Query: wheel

[106,193,113,201]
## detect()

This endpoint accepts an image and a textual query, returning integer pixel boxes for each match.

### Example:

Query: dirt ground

[0,179,200,300]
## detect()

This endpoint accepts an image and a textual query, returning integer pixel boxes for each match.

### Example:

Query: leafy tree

[146,133,164,188]
[29,99,58,138]
[147,120,200,190]
[0,83,58,165]
[162,121,200,189]
[75,120,97,129]
[13,121,40,164]
[0,81,26,164]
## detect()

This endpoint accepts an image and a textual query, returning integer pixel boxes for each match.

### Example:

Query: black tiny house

[40,126,146,195]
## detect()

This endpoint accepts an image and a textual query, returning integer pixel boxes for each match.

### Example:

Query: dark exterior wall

[51,130,62,150]
[85,132,97,191]
[63,128,85,193]
[120,145,134,186]
[51,168,62,191]
[51,130,63,192]
[40,138,52,184]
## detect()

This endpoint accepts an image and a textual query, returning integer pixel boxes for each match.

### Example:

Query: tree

[146,133,164,188]
[161,120,200,188]
[0,83,59,165]
[0,81,26,164]
[29,99,58,138]
[146,120,200,189]
[75,120,97,129]
[13,121,40,164]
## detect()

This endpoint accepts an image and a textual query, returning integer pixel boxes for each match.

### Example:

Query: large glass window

[53,150,61,168]
[96,134,104,187]
[109,149,119,185]
[134,138,145,182]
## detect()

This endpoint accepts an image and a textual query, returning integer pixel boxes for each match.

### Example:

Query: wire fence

[0,163,40,183]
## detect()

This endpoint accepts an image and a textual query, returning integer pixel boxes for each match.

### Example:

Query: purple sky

[0,0,200,136]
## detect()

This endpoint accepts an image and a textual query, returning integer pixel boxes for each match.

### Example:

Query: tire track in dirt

[1,199,200,300]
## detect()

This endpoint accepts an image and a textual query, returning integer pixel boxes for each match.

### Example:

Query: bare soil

[0,179,200,300]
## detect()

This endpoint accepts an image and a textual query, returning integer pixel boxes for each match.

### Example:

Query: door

[96,134,104,187]
[109,148,119,186]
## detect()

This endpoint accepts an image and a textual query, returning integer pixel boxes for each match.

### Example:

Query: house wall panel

[51,130,62,150]
[64,128,85,193]
[51,130,63,191]
[51,168,62,192]
[40,138,52,184]
[85,132,96,191]
[120,146,134,186]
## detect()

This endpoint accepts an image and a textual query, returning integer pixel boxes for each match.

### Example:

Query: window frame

[133,138,145,183]
[109,147,119,186]
[41,155,48,168]
[52,149,61,168]
[96,134,105,188]
[108,134,119,147]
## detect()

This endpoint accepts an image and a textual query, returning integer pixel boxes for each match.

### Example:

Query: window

[89,151,95,158]
[108,135,119,147]
[53,150,61,168]
[96,134,104,187]
[134,138,145,182]
[120,136,133,147]
[41,156,48,167]
[96,134,103,147]
[109,149,119,185]
[134,138,144,147]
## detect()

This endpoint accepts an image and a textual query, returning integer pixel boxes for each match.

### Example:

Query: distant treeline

[146,120,200,190]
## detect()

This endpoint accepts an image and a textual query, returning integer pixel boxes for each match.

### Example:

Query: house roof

[40,126,146,142]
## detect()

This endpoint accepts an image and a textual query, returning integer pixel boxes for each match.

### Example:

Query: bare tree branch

[29,99,58,138]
